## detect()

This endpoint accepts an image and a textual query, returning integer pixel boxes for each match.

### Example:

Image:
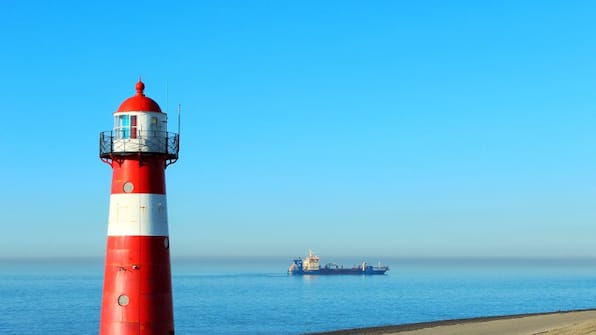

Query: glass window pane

[118,115,130,139]
[130,116,137,138]
[120,115,130,127]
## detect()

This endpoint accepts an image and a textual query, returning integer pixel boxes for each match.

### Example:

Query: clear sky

[1,1,595,259]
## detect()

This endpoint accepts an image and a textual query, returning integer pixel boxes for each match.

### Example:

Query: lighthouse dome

[116,80,162,113]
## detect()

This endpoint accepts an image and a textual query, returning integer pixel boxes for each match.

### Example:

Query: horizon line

[2,255,596,262]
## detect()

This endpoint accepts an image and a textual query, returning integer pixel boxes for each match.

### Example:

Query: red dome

[116,80,162,113]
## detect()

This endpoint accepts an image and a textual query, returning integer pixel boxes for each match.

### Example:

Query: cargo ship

[288,250,389,275]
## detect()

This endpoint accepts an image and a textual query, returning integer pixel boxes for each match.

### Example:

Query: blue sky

[1,1,595,259]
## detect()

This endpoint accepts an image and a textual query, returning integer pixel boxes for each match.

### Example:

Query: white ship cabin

[112,111,168,154]
[302,250,320,271]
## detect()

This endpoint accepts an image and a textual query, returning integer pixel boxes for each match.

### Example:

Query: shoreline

[307,308,596,335]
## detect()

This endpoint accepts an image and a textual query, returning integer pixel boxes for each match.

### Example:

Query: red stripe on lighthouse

[111,157,166,194]
[100,236,173,335]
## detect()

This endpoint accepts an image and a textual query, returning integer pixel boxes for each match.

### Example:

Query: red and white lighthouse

[99,80,179,335]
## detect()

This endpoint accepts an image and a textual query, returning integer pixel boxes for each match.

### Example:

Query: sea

[1,257,596,335]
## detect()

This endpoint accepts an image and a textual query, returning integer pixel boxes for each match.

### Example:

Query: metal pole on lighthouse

[99,80,179,335]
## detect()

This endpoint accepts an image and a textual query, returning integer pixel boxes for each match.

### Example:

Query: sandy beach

[310,309,596,335]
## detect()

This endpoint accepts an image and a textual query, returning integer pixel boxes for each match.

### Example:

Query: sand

[309,309,596,335]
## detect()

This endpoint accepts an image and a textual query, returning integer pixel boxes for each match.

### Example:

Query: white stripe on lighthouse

[107,193,169,236]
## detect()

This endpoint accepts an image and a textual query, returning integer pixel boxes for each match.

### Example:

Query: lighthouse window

[116,115,130,139]
[117,294,129,306]
[151,117,158,133]
[130,116,137,139]
[115,115,137,139]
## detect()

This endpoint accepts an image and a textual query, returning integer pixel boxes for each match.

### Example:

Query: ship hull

[289,270,388,275]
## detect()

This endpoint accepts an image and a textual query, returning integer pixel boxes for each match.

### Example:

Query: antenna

[166,81,169,114]
[177,104,181,136]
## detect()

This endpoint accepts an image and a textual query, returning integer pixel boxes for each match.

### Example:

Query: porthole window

[123,182,134,193]
[118,294,129,306]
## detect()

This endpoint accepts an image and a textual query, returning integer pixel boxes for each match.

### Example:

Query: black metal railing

[99,130,180,162]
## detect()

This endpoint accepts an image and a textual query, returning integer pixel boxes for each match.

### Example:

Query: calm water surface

[1,257,596,334]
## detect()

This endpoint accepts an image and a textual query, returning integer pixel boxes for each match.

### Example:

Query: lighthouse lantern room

[100,80,179,165]
[98,80,179,335]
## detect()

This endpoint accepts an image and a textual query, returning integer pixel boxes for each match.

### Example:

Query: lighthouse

[99,80,179,335]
